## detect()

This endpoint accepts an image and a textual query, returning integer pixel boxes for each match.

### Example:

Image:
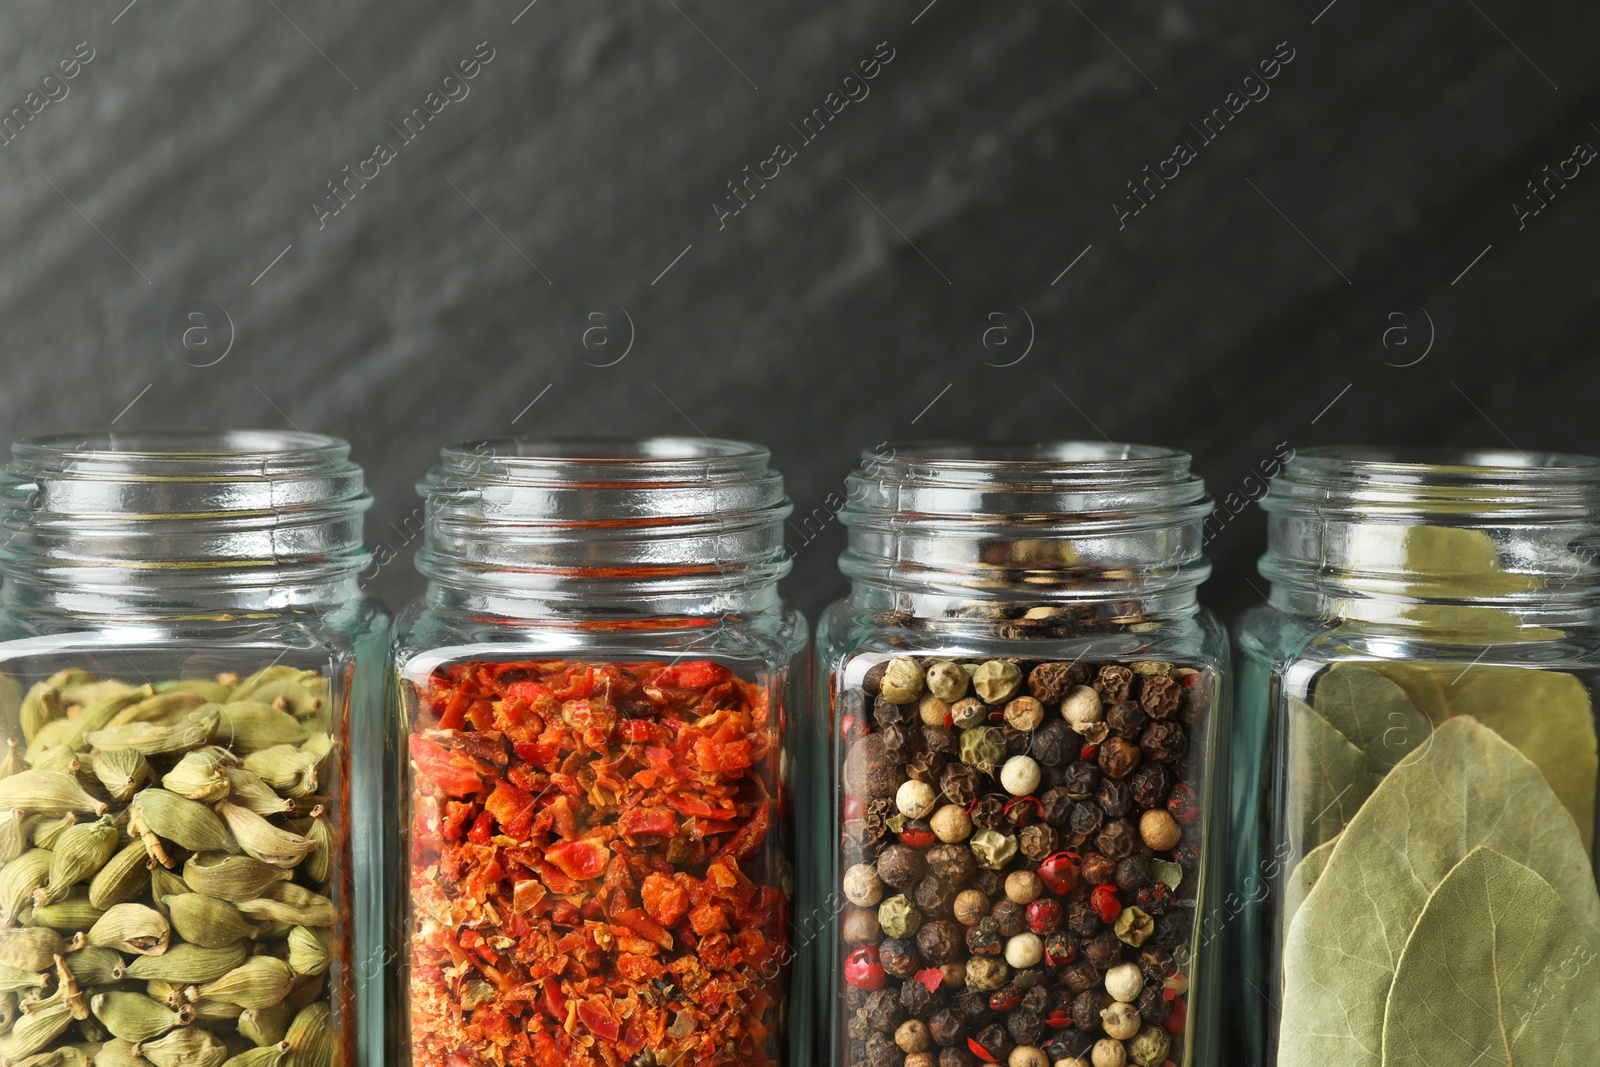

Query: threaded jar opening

[0,430,372,612]
[1259,446,1600,629]
[838,441,1213,621]
[413,437,792,612]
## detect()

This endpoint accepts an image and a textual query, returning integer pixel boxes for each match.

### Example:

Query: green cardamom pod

[0,998,71,1061]
[237,750,318,800]
[146,868,188,921]
[237,1002,292,1047]
[0,809,27,864]
[215,770,290,817]
[106,690,205,730]
[0,850,54,925]
[189,997,244,1021]
[136,1024,227,1067]
[252,920,293,942]
[91,1038,153,1067]
[213,805,312,870]
[10,1046,94,1067]
[155,677,233,704]
[0,741,27,781]
[229,668,318,704]
[126,941,246,984]
[235,883,335,928]
[0,772,107,818]
[22,721,76,768]
[158,753,231,805]
[0,990,17,1035]
[180,856,287,904]
[0,927,68,972]
[293,807,331,885]
[0,960,43,993]
[86,707,218,758]
[60,687,155,750]
[91,750,151,804]
[214,705,306,755]
[27,895,106,931]
[19,682,66,747]
[31,813,79,850]
[127,790,235,856]
[37,816,119,905]
[165,895,259,949]
[283,973,323,1012]
[142,979,185,1010]
[195,957,294,1010]
[220,1041,290,1067]
[88,991,187,1042]
[55,672,124,710]
[283,928,327,978]
[63,945,125,986]
[89,842,153,911]
[282,1001,330,1067]
[234,674,323,720]
[28,746,86,777]
[86,904,169,956]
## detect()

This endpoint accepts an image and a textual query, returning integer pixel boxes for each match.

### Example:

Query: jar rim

[1284,445,1600,477]
[866,440,1188,474]
[439,437,769,483]
[14,430,350,473]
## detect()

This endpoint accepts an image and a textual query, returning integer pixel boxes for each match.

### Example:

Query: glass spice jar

[0,431,388,1067]
[389,438,807,1067]
[814,443,1229,1067]
[1233,448,1600,1067]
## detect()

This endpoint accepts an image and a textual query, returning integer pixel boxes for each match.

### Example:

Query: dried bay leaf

[1282,834,1338,927]
[1381,847,1600,1066]
[1278,718,1600,1067]
[1285,698,1376,855]
[1310,665,1431,774]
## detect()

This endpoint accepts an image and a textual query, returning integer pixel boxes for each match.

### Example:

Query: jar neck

[838,442,1213,628]
[0,431,372,621]
[1259,447,1600,637]
[413,438,793,623]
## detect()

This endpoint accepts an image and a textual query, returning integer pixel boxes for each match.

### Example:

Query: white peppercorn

[843,906,881,944]
[950,697,989,730]
[969,829,1018,870]
[1100,1001,1140,1041]
[918,692,953,726]
[1125,1026,1171,1067]
[843,863,885,907]
[1008,1047,1048,1067]
[897,780,938,820]
[1103,962,1144,1003]
[895,1019,932,1054]
[1060,686,1103,733]
[965,956,1010,991]
[1004,870,1043,904]
[1003,695,1045,731]
[1090,1038,1127,1067]
[953,889,989,926]
[973,660,1023,704]
[930,804,973,844]
[1000,755,1042,797]
[925,660,970,702]
[881,657,926,704]
[1004,932,1043,969]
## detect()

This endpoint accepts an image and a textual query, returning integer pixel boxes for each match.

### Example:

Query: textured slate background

[1,0,1596,623]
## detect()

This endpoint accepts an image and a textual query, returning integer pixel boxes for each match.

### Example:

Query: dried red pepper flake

[407,658,784,1067]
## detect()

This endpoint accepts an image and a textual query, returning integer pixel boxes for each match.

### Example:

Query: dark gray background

[2,0,1596,623]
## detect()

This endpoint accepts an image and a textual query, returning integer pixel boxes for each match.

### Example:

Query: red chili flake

[406,658,784,1067]
[1046,1009,1073,1029]
[967,1036,1000,1063]
[1090,884,1122,924]
[896,824,938,848]
[988,986,1021,1011]
[913,967,944,993]
[1003,795,1043,821]
[1164,996,1188,1035]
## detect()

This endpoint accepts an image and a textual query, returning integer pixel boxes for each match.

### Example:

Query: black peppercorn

[954,988,995,1025]
[972,869,1004,897]
[967,916,1004,956]
[864,988,903,1032]
[1081,852,1116,886]
[939,763,982,808]
[865,1032,900,1067]
[918,920,965,965]
[915,874,956,917]
[1128,762,1172,809]
[1095,665,1134,702]
[1137,946,1174,982]
[1058,958,1102,994]
[1139,674,1182,719]
[929,1007,968,1047]
[1105,700,1147,740]
[1003,727,1032,759]
[1135,882,1173,915]
[880,721,921,762]
[901,977,941,1017]
[1004,798,1037,831]
[846,985,870,1012]
[874,694,914,729]
[991,900,1026,938]
[1072,990,1113,1032]
[924,724,959,759]
[1043,762,1074,790]
[842,819,876,866]
[1027,662,1079,704]
[1082,930,1122,970]
[1061,761,1100,800]
[1175,841,1202,871]
[970,795,1006,831]
[1138,983,1173,1025]
[1141,721,1186,763]
[1115,856,1152,892]
[880,937,924,979]
[1095,777,1134,819]
[1151,909,1191,950]
[1039,787,1074,827]
[939,1048,980,1067]
[1095,818,1138,859]
[926,844,976,886]
[1098,737,1142,779]
[1043,1028,1094,1061]
[842,688,867,720]
[863,662,887,695]
[1018,823,1057,863]
[1068,800,1105,839]
[1007,1006,1045,1046]
[1029,720,1074,766]
[1021,986,1050,1014]
[878,844,927,890]
[970,1023,1009,1063]
[1043,930,1077,965]
[907,751,945,784]
[1066,898,1103,938]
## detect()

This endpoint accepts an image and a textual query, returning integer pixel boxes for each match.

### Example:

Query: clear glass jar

[0,430,388,1066]
[1234,447,1600,1067]
[389,438,807,1067]
[815,443,1229,1067]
